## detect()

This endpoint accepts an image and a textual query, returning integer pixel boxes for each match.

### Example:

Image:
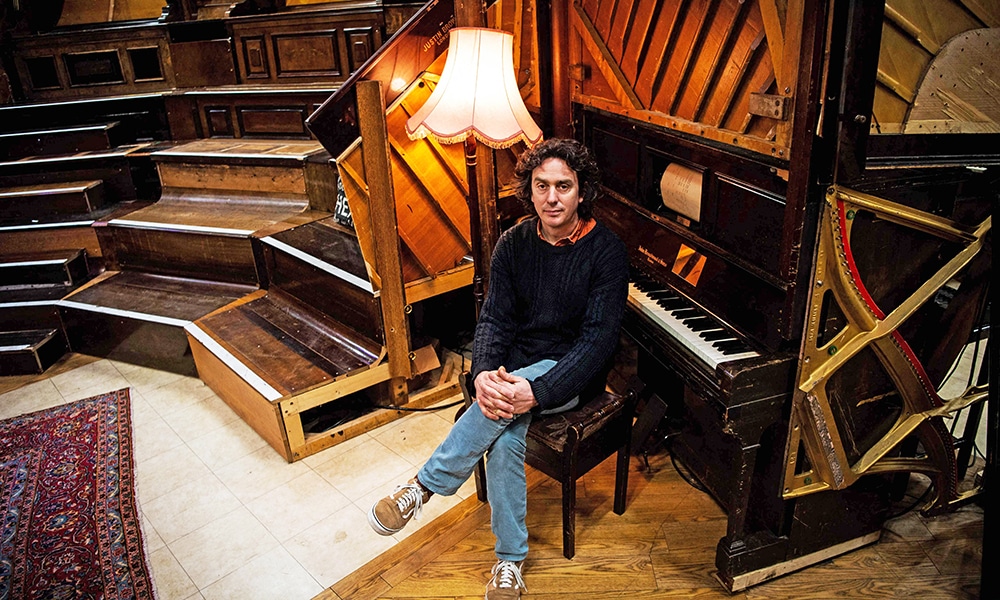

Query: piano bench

[459,373,638,559]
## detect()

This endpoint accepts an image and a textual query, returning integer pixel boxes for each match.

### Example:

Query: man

[368,138,628,599]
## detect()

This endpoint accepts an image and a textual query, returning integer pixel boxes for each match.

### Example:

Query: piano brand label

[672,244,706,287]
[638,245,668,269]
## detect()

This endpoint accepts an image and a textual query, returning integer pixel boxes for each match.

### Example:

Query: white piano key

[628,282,759,368]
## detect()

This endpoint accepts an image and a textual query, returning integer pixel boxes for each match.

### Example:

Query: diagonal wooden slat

[573,5,644,110]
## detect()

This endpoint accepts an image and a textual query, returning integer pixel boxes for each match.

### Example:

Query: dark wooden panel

[242,37,270,79]
[231,11,383,86]
[238,107,309,137]
[106,226,260,284]
[206,107,234,137]
[711,173,785,276]
[61,306,197,375]
[170,40,237,88]
[273,32,341,78]
[345,27,376,72]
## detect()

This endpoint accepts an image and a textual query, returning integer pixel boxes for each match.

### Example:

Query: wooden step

[59,270,256,374]
[0,248,89,288]
[0,122,125,160]
[187,289,388,461]
[192,290,383,396]
[259,216,383,342]
[0,94,169,144]
[152,139,328,203]
[0,146,149,207]
[0,180,105,222]
[0,328,68,375]
[0,201,148,269]
[101,203,325,285]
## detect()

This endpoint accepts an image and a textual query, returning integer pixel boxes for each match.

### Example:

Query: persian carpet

[1,388,155,599]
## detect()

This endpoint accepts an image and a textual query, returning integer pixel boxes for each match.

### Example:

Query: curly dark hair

[512,138,601,220]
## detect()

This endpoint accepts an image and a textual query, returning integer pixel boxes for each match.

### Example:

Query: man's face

[531,157,582,239]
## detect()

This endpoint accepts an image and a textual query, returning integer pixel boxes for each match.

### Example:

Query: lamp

[406,27,542,314]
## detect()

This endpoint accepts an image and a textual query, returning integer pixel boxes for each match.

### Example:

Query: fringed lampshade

[406,27,542,149]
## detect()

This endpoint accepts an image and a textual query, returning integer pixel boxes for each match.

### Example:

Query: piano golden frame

[783,183,991,512]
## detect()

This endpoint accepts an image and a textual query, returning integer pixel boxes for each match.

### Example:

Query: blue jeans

[417,360,570,561]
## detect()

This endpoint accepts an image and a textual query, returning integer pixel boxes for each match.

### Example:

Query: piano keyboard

[628,278,759,368]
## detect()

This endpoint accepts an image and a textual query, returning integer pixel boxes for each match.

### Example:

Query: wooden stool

[460,374,638,559]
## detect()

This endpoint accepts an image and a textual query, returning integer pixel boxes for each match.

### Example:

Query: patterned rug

[1,388,155,599]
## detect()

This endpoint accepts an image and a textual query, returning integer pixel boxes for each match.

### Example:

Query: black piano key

[700,330,733,341]
[714,340,751,354]
[647,291,677,300]
[671,308,701,319]
[656,298,689,310]
[683,317,717,331]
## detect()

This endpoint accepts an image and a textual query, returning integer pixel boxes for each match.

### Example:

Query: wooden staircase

[60,138,332,374]
[0,1,479,462]
[0,112,154,374]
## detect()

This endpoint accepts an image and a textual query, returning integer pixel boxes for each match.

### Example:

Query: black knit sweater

[470,217,629,411]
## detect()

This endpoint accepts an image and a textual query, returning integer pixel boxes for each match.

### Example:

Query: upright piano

[554,0,994,591]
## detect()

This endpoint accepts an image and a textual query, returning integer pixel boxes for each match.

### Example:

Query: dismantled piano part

[784,185,991,513]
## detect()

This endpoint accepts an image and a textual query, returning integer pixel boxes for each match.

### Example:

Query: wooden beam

[356,80,412,381]
[758,0,787,91]
[573,3,643,109]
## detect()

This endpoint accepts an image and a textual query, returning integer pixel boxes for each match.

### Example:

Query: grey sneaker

[368,478,430,535]
[485,560,526,600]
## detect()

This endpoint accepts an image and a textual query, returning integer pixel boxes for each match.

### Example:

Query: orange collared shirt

[537,217,596,246]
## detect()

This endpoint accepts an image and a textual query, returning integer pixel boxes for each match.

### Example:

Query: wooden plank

[650,0,713,115]
[62,270,254,322]
[772,0,805,146]
[607,0,637,61]
[702,16,766,128]
[156,163,309,197]
[356,80,411,380]
[114,197,307,231]
[634,0,686,108]
[619,0,658,88]
[960,0,1000,26]
[573,4,644,110]
[758,0,786,88]
[884,0,984,56]
[405,261,474,304]
[689,0,748,122]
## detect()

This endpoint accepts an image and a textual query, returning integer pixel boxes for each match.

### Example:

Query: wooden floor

[319,449,985,599]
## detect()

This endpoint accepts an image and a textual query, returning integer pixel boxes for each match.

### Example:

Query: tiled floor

[0,356,475,600]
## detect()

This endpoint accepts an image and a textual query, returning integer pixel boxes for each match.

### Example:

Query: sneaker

[368,478,430,536]
[485,560,526,600]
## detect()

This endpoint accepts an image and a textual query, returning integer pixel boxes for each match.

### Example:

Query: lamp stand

[464,135,486,317]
